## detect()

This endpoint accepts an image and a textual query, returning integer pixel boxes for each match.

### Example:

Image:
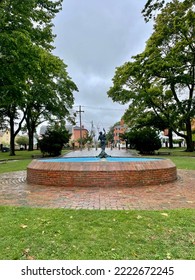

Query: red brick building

[70,125,88,148]
[113,119,127,147]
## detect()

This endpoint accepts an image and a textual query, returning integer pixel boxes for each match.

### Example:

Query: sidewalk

[0,149,195,210]
[63,147,137,157]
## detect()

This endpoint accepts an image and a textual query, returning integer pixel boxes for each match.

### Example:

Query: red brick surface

[0,169,195,210]
[27,159,177,187]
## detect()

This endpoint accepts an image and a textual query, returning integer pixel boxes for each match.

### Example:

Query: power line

[73,105,127,111]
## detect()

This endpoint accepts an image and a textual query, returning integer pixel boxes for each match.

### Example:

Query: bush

[38,128,71,156]
[128,127,161,154]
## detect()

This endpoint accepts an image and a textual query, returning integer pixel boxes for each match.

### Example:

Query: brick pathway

[0,149,195,210]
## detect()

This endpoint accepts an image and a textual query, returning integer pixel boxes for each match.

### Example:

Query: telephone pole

[76,105,84,150]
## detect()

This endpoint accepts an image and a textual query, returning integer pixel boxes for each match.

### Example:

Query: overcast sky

[52,0,153,134]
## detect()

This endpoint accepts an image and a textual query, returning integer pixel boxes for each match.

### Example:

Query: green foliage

[127,127,161,154]
[0,0,77,155]
[78,132,93,146]
[15,136,29,146]
[106,126,115,143]
[39,129,70,156]
[39,127,71,156]
[24,50,78,150]
[142,0,166,21]
[108,0,195,152]
[142,0,194,21]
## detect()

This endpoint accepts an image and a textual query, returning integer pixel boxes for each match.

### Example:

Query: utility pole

[90,121,96,149]
[76,105,84,150]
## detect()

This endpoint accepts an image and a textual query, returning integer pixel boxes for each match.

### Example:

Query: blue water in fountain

[40,157,161,163]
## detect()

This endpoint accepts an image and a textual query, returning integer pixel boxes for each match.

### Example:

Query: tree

[142,0,195,151]
[0,0,64,155]
[142,0,193,21]
[108,0,195,151]
[15,135,29,150]
[23,49,78,151]
[0,33,43,155]
[106,126,115,144]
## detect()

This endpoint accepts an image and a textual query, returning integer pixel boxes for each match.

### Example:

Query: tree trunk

[25,111,36,151]
[185,119,194,152]
[168,128,173,149]
[28,128,34,151]
[9,116,16,156]
[8,107,26,156]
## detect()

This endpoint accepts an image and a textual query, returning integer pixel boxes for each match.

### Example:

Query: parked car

[1,147,10,152]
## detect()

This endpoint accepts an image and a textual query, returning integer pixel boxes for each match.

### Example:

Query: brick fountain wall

[27,159,177,188]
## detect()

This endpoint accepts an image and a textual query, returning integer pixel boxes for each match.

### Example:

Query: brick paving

[0,148,195,210]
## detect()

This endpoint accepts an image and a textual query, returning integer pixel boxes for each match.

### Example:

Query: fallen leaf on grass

[166,252,171,259]
[20,224,28,229]
[23,248,30,255]
[161,213,169,217]
[22,248,35,260]
[137,215,142,219]
[27,255,35,260]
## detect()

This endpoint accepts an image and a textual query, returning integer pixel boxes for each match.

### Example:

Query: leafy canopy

[108,0,195,151]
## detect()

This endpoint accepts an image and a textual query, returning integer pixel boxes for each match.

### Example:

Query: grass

[158,147,195,157]
[0,149,42,161]
[155,148,195,169]
[0,149,69,173]
[0,159,32,173]
[166,156,195,170]
[0,150,42,173]
[0,206,195,260]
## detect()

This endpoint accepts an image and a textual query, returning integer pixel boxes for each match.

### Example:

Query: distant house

[113,119,127,147]
[70,125,88,148]
[39,124,89,148]
[0,129,10,147]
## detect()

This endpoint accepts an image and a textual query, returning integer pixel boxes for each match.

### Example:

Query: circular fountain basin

[27,157,177,188]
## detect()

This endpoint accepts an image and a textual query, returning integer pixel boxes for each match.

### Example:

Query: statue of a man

[98,128,106,151]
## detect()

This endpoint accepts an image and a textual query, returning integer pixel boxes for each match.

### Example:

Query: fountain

[27,129,177,188]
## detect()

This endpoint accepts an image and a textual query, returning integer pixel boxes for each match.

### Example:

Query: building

[39,124,89,148]
[0,129,10,148]
[113,119,127,147]
[70,125,89,148]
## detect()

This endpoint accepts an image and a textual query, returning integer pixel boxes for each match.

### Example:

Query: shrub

[128,127,161,154]
[39,127,71,156]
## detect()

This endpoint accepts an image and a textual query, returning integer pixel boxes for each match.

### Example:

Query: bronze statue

[97,128,111,158]
[98,128,106,151]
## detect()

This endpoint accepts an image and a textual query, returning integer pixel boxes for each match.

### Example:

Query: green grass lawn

[158,147,195,157]
[156,148,195,169]
[167,156,195,170]
[0,149,69,173]
[0,207,195,260]
[0,149,42,161]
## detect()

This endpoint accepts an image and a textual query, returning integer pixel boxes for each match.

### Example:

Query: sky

[52,0,153,134]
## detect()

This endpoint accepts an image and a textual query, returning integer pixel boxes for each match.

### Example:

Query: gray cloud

[52,0,153,132]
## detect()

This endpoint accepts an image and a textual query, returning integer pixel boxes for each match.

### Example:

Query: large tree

[0,0,77,155]
[108,0,195,151]
[23,49,78,151]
